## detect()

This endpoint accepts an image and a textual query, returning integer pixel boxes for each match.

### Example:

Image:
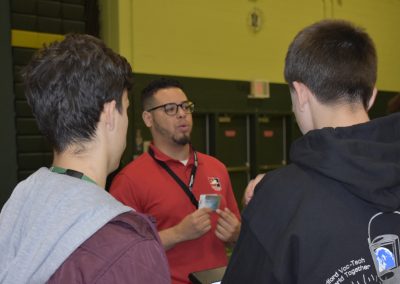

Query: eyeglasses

[146,101,195,116]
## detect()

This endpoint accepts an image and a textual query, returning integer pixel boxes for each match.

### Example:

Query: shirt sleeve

[109,172,143,212]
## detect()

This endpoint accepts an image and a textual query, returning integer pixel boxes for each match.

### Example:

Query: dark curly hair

[22,34,133,153]
[141,78,184,111]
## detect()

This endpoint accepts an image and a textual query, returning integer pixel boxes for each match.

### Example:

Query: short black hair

[284,19,377,109]
[22,34,133,153]
[141,78,184,111]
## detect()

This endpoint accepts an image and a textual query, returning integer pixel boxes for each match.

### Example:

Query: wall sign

[225,130,237,138]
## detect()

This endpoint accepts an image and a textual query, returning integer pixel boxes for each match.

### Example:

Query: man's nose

[176,105,187,117]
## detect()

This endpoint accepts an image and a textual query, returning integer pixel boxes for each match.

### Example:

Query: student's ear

[292,81,311,111]
[367,87,378,111]
[102,100,117,130]
[142,111,153,128]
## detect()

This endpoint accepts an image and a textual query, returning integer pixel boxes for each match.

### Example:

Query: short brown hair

[284,19,377,109]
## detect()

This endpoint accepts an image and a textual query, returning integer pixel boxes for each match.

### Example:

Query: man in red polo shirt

[110,78,241,284]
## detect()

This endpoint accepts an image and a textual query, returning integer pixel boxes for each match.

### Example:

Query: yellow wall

[100,0,400,92]
[11,30,64,49]
[99,0,134,63]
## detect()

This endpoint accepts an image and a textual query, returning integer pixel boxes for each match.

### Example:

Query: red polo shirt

[110,144,240,284]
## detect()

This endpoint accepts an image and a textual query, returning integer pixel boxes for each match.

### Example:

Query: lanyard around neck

[148,147,199,208]
[50,166,96,185]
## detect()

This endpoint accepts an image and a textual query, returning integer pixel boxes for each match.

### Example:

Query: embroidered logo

[208,177,222,191]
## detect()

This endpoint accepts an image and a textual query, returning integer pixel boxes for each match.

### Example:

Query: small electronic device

[188,266,226,284]
[198,194,221,211]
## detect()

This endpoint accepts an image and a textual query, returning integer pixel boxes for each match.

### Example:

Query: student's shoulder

[49,212,163,283]
[243,165,310,236]
[247,164,311,210]
[259,163,309,190]
[113,211,157,233]
[84,212,159,251]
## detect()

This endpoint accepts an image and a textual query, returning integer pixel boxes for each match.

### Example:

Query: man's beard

[153,118,191,146]
[173,134,191,146]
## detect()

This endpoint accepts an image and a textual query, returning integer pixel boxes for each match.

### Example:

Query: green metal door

[191,113,209,154]
[253,114,287,174]
[212,113,249,207]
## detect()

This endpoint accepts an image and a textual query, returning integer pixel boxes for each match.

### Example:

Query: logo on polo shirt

[208,177,222,191]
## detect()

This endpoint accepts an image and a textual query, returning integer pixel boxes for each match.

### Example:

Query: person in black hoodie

[223,19,400,284]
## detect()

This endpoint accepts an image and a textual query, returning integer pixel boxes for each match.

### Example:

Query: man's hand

[160,208,212,250]
[215,207,241,243]
[243,173,265,206]
[175,207,212,241]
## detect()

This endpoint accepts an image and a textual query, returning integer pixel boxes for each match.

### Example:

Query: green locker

[211,113,250,207]
[191,112,209,154]
[253,114,288,175]
[62,3,85,21]
[37,1,61,18]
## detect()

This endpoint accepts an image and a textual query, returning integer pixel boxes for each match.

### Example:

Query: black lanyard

[148,147,199,208]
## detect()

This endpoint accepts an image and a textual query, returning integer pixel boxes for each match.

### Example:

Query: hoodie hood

[290,113,400,211]
[0,168,132,284]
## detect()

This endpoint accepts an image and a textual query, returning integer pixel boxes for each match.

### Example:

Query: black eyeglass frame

[146,101,195,116]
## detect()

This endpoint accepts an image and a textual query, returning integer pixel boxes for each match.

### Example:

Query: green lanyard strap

[50,166,96,185]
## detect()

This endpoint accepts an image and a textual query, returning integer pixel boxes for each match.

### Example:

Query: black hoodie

[223,113,400,284]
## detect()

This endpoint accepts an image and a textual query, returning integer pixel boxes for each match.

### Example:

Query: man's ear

[367,87,378,111]
[102,100,117,130]
[142,111,153,128]
[292,81,311,111]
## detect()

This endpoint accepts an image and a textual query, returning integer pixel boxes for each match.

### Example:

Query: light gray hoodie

[0,167,132,284]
